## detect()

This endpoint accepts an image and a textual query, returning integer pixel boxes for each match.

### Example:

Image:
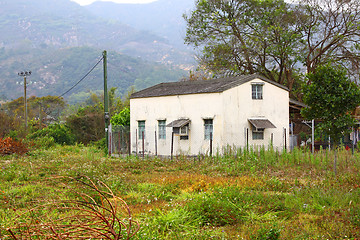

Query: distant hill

[85,0,196,49]
[0,0,193,65]
[0,46,185,100]
[0,0,193,101]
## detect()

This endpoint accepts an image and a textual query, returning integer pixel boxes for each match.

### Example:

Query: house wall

[130,92,223,156]
[130,78,289,156]
[222,79,289,150]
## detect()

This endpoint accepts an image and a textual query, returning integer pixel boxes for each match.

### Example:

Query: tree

[184,0,360,93]
[295,0,360,78]
[110,107,130,127]
[184,0,302,91]
[301,64,360,174]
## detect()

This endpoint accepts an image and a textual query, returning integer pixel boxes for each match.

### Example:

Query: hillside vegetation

[0,46,186,100]
[0,0,192,101]
[1,145,359,239]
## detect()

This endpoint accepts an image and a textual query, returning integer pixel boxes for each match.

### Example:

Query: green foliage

[302,64,360,143]
[2,146,360,238]
[251,224,281,240]
[184,0,360,96]
[184,0,301,91]
[66,103,104,145]
[110,107,130,126]
[27,123,75,145]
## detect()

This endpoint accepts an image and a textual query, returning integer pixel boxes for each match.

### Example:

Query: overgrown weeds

[4,176,140,239]
[1,145,360,239]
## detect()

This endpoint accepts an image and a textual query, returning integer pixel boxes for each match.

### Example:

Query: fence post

[128,130,131,156]
[109,132,112,156]
[171,131,174,160]
[118,131,121,154]
[155,130,158,156]
[284,128,287,151]
[142,131,145,158]
[210,132,213,156]
[136,129,138,156]
[246,128,249,151]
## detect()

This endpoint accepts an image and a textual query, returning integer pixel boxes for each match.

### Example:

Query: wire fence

[108,124,130,156]
[109,122,360,157]
[127,124,292,158]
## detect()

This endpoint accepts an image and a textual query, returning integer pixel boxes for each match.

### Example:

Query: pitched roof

[130,74,289,99]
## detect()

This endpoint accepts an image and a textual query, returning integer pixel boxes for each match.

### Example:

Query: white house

[130,74,289,156]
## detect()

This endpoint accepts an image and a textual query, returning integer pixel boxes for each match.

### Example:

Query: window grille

[204,119,213,140]
[252,84,263,99]
[138,120,145,139]
[158,120,166,139]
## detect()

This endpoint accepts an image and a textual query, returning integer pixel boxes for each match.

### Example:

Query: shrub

[27,124,75,145]
[29,136,56,149]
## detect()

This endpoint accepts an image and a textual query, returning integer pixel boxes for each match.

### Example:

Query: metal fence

[108,124,130,156]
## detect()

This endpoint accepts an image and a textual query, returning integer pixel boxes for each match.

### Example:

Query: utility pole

[18,71,31,133]
[103,51,110,153]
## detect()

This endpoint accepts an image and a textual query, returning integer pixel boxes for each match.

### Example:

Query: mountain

[0,0,194,65]
[0,0,193,101]
[85,0,196,49]
[0,46,185,101]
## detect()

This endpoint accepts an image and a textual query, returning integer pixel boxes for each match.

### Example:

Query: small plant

[251,224,281,240]
[5,176,140,239]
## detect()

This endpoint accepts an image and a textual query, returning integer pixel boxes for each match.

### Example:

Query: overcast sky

[71,0,158,5]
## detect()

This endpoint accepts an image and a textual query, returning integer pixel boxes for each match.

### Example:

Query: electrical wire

[58,56,104,98]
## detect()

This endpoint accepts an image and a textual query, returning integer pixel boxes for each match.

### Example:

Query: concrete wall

[130,78,289,156]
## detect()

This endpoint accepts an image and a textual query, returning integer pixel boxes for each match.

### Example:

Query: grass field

[1,145,360,239]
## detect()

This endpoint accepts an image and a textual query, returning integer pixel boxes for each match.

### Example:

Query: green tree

[110,107,130,127]
[184,0,302,91]
[184,0,360,95]
[301,64,360,174]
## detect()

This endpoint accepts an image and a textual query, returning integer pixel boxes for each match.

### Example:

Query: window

[252,84,263,99]
[158,120,166,139]
[138,121,145,139]
[204,119,213,140]
[252,130,264,140]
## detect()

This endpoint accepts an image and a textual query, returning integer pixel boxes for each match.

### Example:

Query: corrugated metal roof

[130,74,289,99]
[166,119,190,128]
[248,119,276,129]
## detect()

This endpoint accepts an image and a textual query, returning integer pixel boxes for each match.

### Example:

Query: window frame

[252,129,264,140]
[138,120,145,140]
[158,120,166,140]
[204,119,213,140]
[252,83,264,100]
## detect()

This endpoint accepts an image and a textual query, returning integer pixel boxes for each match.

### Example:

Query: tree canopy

[301,64,360,143]
[184,0,360,95]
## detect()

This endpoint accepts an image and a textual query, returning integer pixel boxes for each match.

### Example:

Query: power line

[58,56,104,98]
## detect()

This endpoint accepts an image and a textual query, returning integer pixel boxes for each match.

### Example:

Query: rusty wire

[5,176,140,239]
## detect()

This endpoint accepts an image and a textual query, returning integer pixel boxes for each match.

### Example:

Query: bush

[27,124,75,145]
[29,136,56,149]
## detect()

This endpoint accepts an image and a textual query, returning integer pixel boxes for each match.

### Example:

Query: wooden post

[155,130,158,156]
[128,131,131,156]
[142,131,145,158]
[136,129,138,156]
[246,128,249,151]
[171,131,174,160]
[210,132,213,156]
[284,128,287,151]
[118,132,121,154]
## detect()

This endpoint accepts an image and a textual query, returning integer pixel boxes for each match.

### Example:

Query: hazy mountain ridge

[0,46,185,100]
[85,0,196,49]
[0,0,194,100]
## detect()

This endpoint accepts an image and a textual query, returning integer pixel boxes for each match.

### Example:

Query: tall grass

[1,144,360,239]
